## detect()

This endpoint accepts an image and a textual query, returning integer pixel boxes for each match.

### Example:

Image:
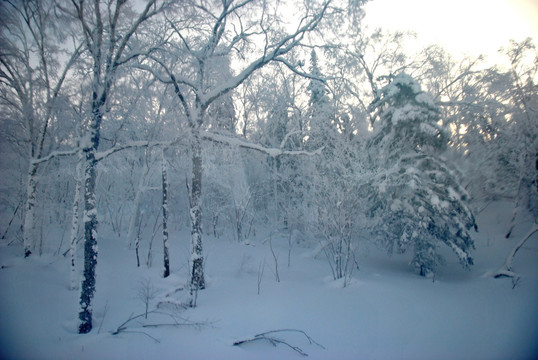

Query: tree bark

[69,151,84,290]
[78,96,104,334]
[78,147,99,334]
[162,152,170,278]
[189,131,205,297]
[23,162,38,257]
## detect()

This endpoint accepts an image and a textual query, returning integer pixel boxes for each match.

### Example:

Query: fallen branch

[120,330,161,343]
[111,312,149,335]
[111,309,209,338]
[493,224,538,279]
[233,329,325,357]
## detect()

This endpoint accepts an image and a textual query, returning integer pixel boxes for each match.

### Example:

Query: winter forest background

[0,0,537,359]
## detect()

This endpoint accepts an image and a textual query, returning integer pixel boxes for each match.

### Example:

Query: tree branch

[201,131,323,158]
[233,329,325,357]
[95,139,176,161]
[493,224,538,278]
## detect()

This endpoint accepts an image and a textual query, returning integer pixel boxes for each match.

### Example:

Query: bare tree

[143,0,332,306]
[60,0,169,334]
[0,0,82,257]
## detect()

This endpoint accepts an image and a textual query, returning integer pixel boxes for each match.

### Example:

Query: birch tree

[61,0,169,334]
[0,0,81,257]
[145,0,332,305]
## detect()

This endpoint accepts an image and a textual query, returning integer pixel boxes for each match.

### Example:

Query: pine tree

[306,50,333,150]
[366,73,477,276]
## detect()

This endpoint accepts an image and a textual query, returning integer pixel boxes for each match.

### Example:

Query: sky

[363,0,538,63]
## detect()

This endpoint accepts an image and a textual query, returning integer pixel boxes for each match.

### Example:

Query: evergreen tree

[306,50,334,150]
[366,73,477,276]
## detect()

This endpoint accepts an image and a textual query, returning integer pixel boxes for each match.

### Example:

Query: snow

[1,201,537,360]
[420,122,438,136]
[448,186,460,200]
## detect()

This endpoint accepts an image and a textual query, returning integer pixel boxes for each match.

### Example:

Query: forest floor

[0,201,537,360]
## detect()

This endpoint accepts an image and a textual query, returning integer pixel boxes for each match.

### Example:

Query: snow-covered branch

[31,138,176,166]
[200,0,331,108]
[201,131,323,158]
[274,56,329,83]
[492,224,538,278]
[95,140,175,161]
[31,148,80,165]
[110,0,160,70]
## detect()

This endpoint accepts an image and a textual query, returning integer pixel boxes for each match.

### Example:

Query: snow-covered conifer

[366,73,477,276]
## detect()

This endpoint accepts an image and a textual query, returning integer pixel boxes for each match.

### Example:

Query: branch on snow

[491,224,538,279]
[201,131,323,158]
[233,329,325,357]
[111,309,210,343]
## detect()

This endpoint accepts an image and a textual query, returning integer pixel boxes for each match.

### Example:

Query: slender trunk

[78,147,98,334]
[272,159,279,227]
[162,152,170,278]
[189,132,205,301]
[23,162,38,257]
[506,176,524,238]
[78,97,104,334]
[127,175,144,248]
[69,151,84,290]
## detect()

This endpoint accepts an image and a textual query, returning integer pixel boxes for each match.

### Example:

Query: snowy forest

[0,0,537,359]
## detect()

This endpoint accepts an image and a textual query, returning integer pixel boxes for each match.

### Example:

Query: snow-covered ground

[1,201,537,360]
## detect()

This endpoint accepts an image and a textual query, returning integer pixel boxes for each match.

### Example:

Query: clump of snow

[420,122,438,136]
[415,92,435,107]
[448,186,460,200]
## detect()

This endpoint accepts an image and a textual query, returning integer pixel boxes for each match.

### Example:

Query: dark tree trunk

[78,148,98,334]
[162,153,170,278]
[78,98,104,334]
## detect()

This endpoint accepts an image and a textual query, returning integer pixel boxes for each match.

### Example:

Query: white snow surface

[1,201,537,360]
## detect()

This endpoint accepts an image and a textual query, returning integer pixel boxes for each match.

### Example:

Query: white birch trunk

[69,151,84,290]
[189,131,205,305]
[23,162,38,257]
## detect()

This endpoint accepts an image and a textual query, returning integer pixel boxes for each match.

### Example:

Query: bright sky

[363,0,538,63]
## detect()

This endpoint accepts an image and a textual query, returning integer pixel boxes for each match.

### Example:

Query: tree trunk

[162,152,170,278]
[23,162,38,257]
[127,154,148,248]
[189,132,205,300]
[78,148,98,334]
[69,151,83,290]
[127,187,143,249]
[78,99,104,334]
